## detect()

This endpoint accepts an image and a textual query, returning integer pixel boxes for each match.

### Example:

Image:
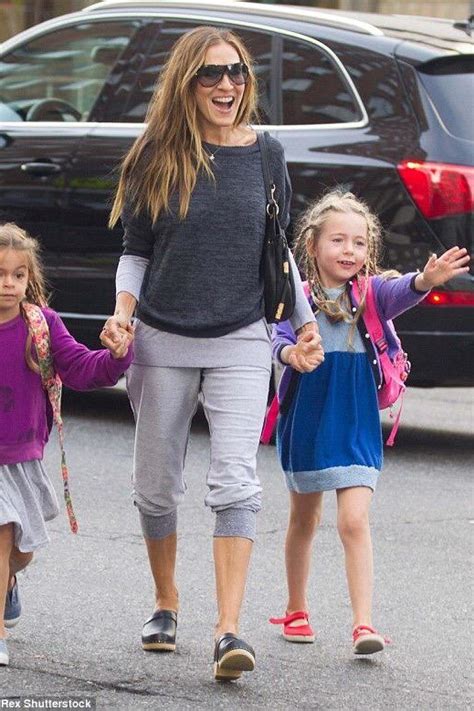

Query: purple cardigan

[0,308,133,465]
[272,273,429,404]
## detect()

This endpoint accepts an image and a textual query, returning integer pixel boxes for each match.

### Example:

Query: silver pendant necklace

[205,129,255,161]
[207,144,224,162]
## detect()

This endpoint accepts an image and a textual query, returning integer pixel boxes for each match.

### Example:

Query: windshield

[417,56,474,142]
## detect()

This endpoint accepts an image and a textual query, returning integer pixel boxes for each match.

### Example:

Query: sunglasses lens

[228,63,249,85]
[197,66,224,87]
[196,63,249,87]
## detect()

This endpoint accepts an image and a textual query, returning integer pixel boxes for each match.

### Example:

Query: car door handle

[21,162,62,176]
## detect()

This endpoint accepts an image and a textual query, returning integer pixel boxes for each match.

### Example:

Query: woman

[104,26,322,681]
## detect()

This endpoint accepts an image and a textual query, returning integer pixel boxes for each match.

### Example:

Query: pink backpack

[261,277,410,446]
[352,277,410,445]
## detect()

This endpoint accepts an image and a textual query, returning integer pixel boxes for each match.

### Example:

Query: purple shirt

[0,308,132,465]
[272,273,429,403]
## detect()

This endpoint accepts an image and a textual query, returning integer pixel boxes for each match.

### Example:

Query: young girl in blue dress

[269,190,470,654]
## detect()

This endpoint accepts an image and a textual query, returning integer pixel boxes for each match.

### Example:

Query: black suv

[0,1,472,385]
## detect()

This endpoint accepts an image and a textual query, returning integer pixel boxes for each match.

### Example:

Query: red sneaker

[352,624,385,655]
[269,611,315,643]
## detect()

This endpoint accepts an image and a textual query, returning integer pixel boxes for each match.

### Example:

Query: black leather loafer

[213,633,255,681]
[141,609,177,652]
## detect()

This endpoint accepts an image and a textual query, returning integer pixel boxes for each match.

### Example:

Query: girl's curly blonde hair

[294,189,397,326]
[0,222,48,372]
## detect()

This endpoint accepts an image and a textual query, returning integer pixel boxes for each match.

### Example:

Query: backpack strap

[356,277,386,352]
[352,278,405,446]
[353,278,406,391]
[385,405,403,447]
[22,303,78,533]
[261,281,313,445]
[260,394,279,445]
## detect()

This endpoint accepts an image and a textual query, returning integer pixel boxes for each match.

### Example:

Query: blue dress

[277,287,382,493]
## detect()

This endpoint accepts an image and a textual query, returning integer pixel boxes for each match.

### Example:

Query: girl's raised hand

[416,246,470,290]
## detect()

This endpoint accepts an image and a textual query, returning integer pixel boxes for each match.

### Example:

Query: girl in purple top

[0,223,133,667]
[269,191,469,654]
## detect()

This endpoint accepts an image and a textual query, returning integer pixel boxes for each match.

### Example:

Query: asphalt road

[1,386,472,710]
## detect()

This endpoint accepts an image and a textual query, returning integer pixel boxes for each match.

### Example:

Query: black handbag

[257,132,296,323]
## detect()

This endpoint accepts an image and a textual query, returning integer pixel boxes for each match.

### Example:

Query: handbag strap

[22,303,78,534]
[257,131,279,215]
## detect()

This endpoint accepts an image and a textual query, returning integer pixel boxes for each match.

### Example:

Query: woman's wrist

[113,309,132,321]
[114,291,137,323]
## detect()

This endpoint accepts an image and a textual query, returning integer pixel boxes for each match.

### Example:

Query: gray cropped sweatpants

[126,363,270,541]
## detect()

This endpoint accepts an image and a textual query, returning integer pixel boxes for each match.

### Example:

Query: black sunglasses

[195,62,249,88]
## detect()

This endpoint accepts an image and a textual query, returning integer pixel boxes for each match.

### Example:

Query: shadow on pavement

[382,424,473,454]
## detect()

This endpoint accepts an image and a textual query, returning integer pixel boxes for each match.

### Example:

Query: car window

[233,28,274,124]
[119,20,274,124]
[92,21,160,123]
[0,20,139,122]
[417,56,474,142]
[282,38,362,125]
[118,21,174,123]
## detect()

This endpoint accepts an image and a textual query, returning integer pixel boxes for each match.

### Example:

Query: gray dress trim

[0,460,60,552]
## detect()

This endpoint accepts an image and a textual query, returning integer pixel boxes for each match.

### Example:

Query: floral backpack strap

[22,303,78,534]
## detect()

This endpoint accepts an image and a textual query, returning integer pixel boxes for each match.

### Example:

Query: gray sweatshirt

[119,135,313,338]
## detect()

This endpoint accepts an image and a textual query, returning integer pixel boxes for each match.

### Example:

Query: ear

[306,234,317,258]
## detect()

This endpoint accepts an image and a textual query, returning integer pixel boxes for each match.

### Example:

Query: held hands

[100,314,134,359]
[284,322,325,373]
[415,246,470,291]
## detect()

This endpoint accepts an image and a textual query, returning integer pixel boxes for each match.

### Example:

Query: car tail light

[421,290,474,306]
[397,160,474,219]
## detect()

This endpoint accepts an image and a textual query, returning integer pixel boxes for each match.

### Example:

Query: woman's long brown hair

[0,222,48,372]
[109,26,258,226]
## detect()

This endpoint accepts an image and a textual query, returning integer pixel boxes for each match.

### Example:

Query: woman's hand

[100,324,134,359]
[100,291,137,357]
[283,323,325,373]
[415,246,470,291]
[101,313,133,343]
[101,291,137,344]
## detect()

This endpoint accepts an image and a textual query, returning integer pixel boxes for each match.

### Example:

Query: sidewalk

[381,386,473,435]
[1,385,472,709]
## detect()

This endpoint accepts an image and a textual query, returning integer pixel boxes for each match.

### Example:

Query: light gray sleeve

[115,254,149,301]
[288,249,315,332]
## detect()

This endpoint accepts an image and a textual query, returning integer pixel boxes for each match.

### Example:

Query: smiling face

[0,248,29,323]
[194,41,246,136]
[309,210,369,288]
